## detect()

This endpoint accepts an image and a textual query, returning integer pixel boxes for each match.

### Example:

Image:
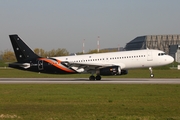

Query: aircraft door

[38,60,44,70]
[147,50,153,61]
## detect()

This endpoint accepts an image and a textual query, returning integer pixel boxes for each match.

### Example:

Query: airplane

[8,34,174,80]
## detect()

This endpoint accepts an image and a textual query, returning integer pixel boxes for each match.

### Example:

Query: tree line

[0,48,118,62]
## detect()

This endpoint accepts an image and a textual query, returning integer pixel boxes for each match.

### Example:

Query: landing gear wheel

[96,75,101,80]
[150,74,154,78]
[89,75,96,81]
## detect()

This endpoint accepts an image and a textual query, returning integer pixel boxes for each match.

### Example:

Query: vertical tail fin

[9,34,40,63]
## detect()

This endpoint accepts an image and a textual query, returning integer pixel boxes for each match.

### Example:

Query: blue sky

[1,0,180,53]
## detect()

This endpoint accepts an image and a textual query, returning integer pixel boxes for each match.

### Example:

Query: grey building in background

[125,35,180,54]
[169,45,180,63]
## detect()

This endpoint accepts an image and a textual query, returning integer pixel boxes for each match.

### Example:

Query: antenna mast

[97,36,100,52]
[83,39,85,54]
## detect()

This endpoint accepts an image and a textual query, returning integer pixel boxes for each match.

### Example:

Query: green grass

[0,61,7,67]
[0,84,180,120]
[0,67,180,119]
[1,68,180,78]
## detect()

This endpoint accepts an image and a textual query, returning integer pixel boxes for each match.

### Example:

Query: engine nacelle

[99,66,128,76]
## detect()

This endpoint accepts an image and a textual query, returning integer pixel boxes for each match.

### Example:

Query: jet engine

[99,66,128,76]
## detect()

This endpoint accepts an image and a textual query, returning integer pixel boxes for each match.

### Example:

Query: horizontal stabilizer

[9,62,31,69]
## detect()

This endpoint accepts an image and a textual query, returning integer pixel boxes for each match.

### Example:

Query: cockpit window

[158,53,166,56]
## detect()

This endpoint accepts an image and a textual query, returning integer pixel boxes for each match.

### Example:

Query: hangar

[125,34,180,54]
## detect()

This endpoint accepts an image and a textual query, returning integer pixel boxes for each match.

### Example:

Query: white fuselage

[52,49,174,73]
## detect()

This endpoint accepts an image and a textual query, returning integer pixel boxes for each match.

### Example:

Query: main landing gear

[149,67,154,78]
[89,75,101,80]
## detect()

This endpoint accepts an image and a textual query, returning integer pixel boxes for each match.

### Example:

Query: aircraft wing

[61,61,125,72]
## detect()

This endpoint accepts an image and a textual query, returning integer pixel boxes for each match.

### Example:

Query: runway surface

[0,78,180,84]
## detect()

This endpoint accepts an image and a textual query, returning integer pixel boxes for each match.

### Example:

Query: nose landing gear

[149,67,154,78]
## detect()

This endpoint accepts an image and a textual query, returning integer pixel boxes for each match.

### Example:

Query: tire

[96,75,101,80]
[89,75,96,80]
[150,74,154,78]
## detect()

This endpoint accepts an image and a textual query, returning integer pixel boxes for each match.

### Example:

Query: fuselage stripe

[39,58,75,73]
